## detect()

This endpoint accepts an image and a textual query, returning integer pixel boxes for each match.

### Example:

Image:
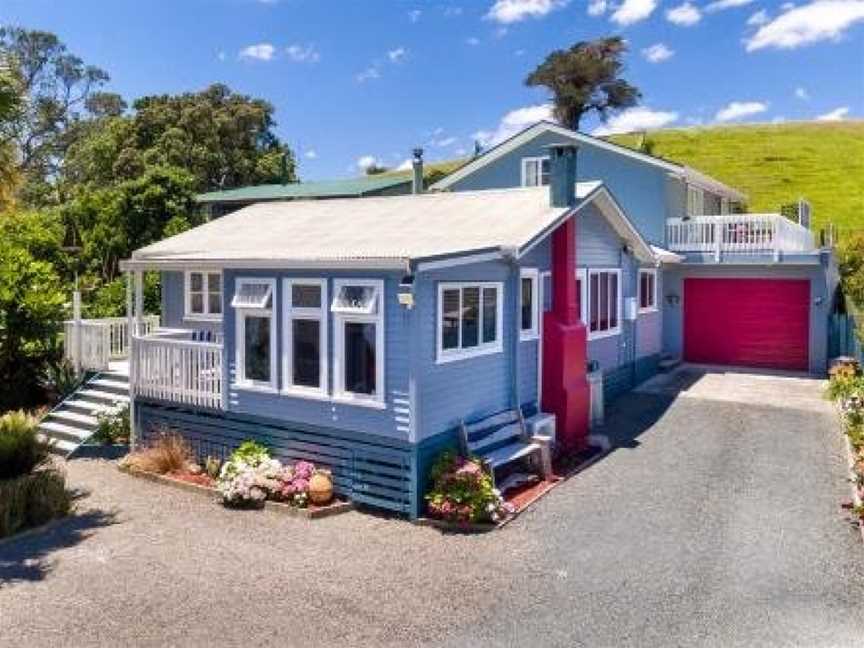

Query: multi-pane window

[332,280,384,404]
[232,278,276,390]
[186,271,222,318]
[520,269,539,340]
[639,269,658,312]
[521,157,551,187]
[438,282,503,362]
[587,269,621,338]
[283,279,327,395]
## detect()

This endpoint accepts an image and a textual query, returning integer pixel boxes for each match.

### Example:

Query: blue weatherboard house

[96,121,836,518]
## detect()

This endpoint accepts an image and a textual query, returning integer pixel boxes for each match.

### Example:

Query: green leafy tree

[0,210,66,410]
[525,36,641,131]
[839,232,864,311]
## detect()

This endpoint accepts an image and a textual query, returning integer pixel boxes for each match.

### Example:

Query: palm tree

[525,36,641,131]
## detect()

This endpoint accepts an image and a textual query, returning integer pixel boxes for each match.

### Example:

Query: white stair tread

[77,389,129,403]
[39,421,92,441]
[89,378,130,391]
[481,441,540,469]
[47,410,98,426]
[65,399,113,413]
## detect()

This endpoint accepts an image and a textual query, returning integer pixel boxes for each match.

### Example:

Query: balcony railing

[666,214,816,259]
[64,316,160,371]
[130,331,224,410]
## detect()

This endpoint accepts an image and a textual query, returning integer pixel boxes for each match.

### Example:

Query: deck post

[130,270,143,449]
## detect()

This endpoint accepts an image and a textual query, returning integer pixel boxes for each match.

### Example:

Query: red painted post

[541,216,590,453]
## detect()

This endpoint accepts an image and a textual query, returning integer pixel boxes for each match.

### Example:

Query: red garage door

[684,278,809,371]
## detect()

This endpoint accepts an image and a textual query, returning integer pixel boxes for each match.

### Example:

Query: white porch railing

[130,334,223,409]
[666,214,816,258]
[64,315,160,371]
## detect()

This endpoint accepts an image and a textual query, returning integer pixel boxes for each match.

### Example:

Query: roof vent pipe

[545,143,578,208]
[412,147,424,195]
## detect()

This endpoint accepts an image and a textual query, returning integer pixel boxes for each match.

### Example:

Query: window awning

[331,284,378,315]
[232,281,273,309]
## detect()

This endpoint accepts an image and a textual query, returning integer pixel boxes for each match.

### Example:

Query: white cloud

[466,36,481,45]
[444,6,464,16]
[395,159,413,171]
[217,51,227,61]
[747,9,769,25]
[514,48,526,56]
[772,115,787,123]
[433,136,458,147]
[474,103,555,147]
[239,43,275,61]
[592,107,679,135]
[286,44,320,63]
[485,0,569,24]
[746,1,864,51]
[782,2,796,9]
[588,0,608,16]
[388,47,407,63]
[794,86,810,100]
[816,106,850,120]
[305,149,318,160]
[705,0,755,12]
[355,66,380,83]
[642,43,675,62]
[408,9,422,22]
[611,0,658,25]
[715,100,768,121]
[357,155,379,171]
[666,2,702,24]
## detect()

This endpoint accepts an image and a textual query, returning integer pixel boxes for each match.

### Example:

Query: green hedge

[0,470,71,538]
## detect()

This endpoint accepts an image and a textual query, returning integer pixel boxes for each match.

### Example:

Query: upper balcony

[666,213,817,261]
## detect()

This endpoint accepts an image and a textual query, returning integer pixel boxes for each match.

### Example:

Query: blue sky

[2,0,862,180]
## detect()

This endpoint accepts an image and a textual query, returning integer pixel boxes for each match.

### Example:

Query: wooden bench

[459,409,553,490]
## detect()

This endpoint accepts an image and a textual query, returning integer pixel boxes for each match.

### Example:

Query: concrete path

[1,368,863,647]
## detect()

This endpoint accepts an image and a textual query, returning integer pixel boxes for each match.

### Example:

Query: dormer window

[521,157,550,187]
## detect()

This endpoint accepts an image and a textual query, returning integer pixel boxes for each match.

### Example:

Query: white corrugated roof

[130,182,603,268]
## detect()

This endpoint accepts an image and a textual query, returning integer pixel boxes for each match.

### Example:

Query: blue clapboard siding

[221,270,413,442]
[137,402,417,514]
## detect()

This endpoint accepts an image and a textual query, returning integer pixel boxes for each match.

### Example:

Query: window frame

[281,278,328,398]
[184,270,223,321]
[586,268,622,341]
[686,185,705,216]
[436,281,504,364]
[331,278,385,408]
[519,268,540,341]
[638,268,658,314]
[575,268,588,325]
[520,156,550,187]
[233,277,278,392]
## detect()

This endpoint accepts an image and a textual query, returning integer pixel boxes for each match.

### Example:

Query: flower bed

[119,435,351,519]
[826,358,864,529]
[425,451,514,528]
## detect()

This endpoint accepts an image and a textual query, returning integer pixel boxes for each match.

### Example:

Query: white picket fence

[64,316,160,371]
[130,334,223,409]
[666,214,815,258]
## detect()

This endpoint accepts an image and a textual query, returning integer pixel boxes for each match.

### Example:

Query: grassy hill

[609,121,864,234]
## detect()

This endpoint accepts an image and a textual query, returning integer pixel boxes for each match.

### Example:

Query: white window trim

[281,278,328,398]
[687,185,705,216]
[520,156,549,187]
[576,268,588,325]
[184,270,223,321]
[586,268,622,341]
[332,279,385,407]
[233,277,278,392]
[519,268,539,341]
[437,281,504,364]
[638,268,658,314]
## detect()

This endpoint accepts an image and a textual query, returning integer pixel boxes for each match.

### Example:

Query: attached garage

[683,278,810,371]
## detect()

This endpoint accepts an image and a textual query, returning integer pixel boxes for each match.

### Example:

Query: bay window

[438,282,503,362]
[587,269,621,339]
[233,278,277,390]
[283,279,327,395]
[521,156,550,187]
[185,271,222,319]
[332,279,384,405]
[520,268,539,341]
[639,269,658,313]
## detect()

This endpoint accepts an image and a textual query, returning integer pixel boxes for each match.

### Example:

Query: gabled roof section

[127,183,606,271]
[195,175,412,204]
[430,121,746,202]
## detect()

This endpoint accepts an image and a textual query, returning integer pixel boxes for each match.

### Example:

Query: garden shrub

[425,451,512,524]
[92,403,130,445]
[0,409,49,480]
[122,430,192,474]
[0,469,71,537]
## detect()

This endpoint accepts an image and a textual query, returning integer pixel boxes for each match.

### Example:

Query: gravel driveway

[2,367,864,647]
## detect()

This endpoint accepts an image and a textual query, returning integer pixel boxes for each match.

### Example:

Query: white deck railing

[130,334,223,409]
[666,214,815,258]
[64,315,160,371]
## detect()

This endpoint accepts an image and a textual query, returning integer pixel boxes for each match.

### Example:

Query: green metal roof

[196,175,412,204]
